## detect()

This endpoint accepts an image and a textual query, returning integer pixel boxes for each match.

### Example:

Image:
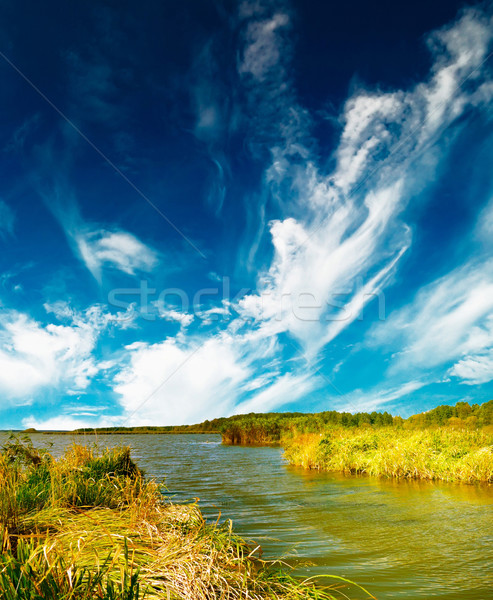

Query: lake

[5,432,492,600]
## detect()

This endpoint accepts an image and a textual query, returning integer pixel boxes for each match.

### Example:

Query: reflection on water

[4,433,492,600]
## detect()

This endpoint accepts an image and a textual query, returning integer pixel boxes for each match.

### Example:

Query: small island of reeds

[0,435,372,600]
[219,400,493,483]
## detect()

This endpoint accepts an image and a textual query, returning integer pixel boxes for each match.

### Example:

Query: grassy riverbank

[220,401,493,483]
[220,400,493,446]
[283,427,493,483]
[0,436,373,600]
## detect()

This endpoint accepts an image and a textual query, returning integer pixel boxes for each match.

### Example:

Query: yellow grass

[0,437,374,600]
[283,427,493,483]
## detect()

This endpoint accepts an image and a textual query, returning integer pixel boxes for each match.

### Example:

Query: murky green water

[5,433,492,599]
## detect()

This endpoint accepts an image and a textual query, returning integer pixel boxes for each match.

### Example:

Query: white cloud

[45,300,139,331]
[40,179,158,282]
[371,261,493,383]
[233,371,318,414]
[22,408,123,431]
[448,313,493,385]
[196,304,231,325]
[0,201,15,238]
[235,6,493,362]
[76,229,158,281]
[158,309,194,327]
[335,380,428,414]
[113,335,251,425]
[111,323,318,425]
[476,196,493,243]
[0,312,98,401]
[239,12,290,81]
[151,298,195,328]
[21,415,98,431]
[449,349,493,385]
[0,302,133,405]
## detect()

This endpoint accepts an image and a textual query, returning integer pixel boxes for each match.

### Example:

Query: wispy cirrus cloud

[3,113,40,153]
[334,7,493,196]
[40,177,159,282]
[236,4,493,360]
[238,10,290,81]
[76,229,158,280]
[105,3,493,425]
[370,259,493,385]
[334,380,429,415]
[476,195,493,243]
[238,0,309,156]
[4,1,493,428]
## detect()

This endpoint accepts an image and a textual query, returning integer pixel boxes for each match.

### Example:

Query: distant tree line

[65,399,493,439]
[219,400,493,445]
[403,400,492,429]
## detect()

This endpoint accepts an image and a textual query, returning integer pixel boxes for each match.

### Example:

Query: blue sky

[0,0,492,429]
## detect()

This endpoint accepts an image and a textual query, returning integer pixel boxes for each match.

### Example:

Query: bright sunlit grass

[283,427,493,483]
[0,435,374,600]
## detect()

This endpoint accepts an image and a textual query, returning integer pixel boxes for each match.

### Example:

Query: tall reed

[283,427,493,483]
[0,435,374,600]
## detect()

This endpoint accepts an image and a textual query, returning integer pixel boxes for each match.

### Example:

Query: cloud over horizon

[1,1,493,428]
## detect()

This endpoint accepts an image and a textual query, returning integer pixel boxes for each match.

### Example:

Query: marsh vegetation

[0,435,373,600]
[220,400,493,483]
[283,427,493,483]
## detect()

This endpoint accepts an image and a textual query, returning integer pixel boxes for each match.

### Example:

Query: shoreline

[0,437,373,600]
[0,430,219,435]
[222,425,493,484]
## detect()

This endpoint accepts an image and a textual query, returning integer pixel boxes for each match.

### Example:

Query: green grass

[0,539,142,600]
[283,427,493,483]
[219,400,493,447]
[216,400,493,484]
[0,435,374,600]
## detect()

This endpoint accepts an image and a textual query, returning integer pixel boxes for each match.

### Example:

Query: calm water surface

[7,433,492,600]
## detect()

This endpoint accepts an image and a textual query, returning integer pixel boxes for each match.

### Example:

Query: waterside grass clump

[283,427,493,483]
[218,400,493,483]
[0,435,373,600]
